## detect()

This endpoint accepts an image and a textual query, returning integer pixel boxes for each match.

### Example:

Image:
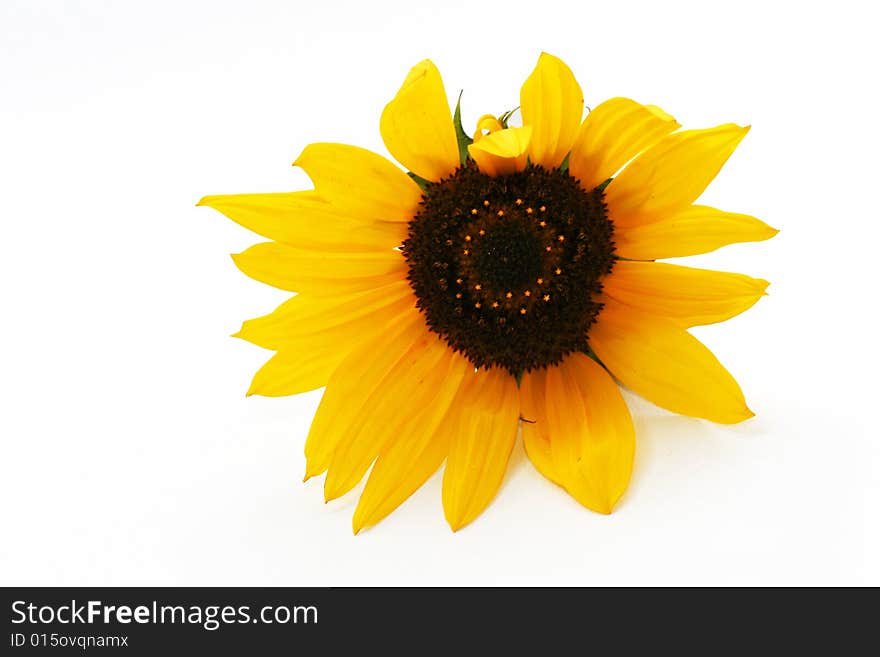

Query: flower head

[199,53,777,532]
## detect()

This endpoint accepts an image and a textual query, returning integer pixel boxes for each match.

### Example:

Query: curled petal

[467,126,532,177]
[380,60,460,182]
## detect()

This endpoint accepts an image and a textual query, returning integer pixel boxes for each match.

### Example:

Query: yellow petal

[351,351,472,533]
[302,313,429,480]
[568,97,680,191]
[520,52,584,168]
[246,349,341,398]
[644,105,675,122]
[294,143,422,221]
[197,192,406,251]
[605,124,750,228]
[231,241,405,294]
[467,126,532,177]
[472,114,504,141]
[380,60,460,182]
[235,280,415,352]
[442,367,520,531]
[589,299,753,424]
[240,283,418,397]
[522,354,635,514]
[603,261,769,327]
[323,331,465,502]
[614,204,779,260]
[518,368,561,487]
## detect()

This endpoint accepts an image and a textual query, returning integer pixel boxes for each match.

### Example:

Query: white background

[2,0,877,586]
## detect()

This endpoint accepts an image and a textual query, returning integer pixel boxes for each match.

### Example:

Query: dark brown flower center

[403,163,615,375]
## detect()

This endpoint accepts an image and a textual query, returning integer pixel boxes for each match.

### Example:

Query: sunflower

[199,53,777,532]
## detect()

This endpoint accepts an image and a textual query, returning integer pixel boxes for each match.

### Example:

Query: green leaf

[453,91,473,166]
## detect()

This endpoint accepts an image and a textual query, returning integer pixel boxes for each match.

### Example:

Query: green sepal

[595,177,613,192]
[453,91,473,166]
[559,153,570,173]
[498,107,519,128]
[407,171,430,191]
